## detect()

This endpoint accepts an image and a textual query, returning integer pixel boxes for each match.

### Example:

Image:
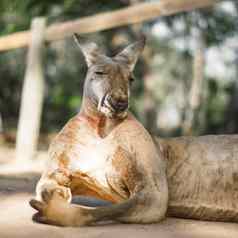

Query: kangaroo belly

[163,135,238,221]
[63,137,126,202]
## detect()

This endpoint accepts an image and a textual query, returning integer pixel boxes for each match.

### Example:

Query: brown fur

[156,136,238,222]
[30,35,238,226]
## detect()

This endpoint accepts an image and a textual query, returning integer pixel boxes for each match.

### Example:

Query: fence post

[16,17,46,162]
[183,28,205,135]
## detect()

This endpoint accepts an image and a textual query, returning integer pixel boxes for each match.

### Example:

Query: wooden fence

[0,0,219,162]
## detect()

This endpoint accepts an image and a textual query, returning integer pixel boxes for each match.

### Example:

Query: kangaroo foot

[30,189,92,226]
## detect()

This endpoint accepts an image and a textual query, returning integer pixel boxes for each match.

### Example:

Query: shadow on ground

[0,148,238,238]
[0,172,40,195]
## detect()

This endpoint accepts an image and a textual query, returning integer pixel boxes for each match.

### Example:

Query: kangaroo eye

[95,71,106,75]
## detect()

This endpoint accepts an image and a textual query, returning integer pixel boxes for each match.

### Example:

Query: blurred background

[0,0,237,152]
[1,2,238,233]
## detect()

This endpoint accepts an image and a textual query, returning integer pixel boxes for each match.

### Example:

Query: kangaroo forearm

[36,173,72,202]
[36,177,58,200]
[35,190,167,227]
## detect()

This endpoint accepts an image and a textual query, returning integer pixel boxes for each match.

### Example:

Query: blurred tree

[0,0,133,133]
[148,0,238,136]
[0,0,237,141]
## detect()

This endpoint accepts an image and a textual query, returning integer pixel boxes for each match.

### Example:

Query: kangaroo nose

[108,95,128,112]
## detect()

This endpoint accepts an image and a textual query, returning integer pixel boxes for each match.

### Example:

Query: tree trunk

[15,18,46,162]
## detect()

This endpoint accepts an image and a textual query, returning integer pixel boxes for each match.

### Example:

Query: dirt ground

[1,147,238,238]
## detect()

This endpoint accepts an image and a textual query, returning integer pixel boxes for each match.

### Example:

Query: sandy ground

[1,147,238,238]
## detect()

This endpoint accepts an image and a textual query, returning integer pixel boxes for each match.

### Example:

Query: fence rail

[0,0,219,52]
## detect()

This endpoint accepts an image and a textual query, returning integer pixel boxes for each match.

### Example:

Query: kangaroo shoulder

[48,115,84,155]
[115,115,158,156]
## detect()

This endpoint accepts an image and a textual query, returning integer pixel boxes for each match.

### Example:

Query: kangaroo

[30,34,238,226]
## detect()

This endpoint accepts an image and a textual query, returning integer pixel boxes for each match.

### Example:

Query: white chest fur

[68,137,116,186]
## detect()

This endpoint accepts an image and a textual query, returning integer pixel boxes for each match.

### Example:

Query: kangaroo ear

[73,33,101,67]
[114,36,146,72]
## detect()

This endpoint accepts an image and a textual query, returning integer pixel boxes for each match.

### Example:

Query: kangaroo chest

[67,136,117,187]
[53,117,132,201]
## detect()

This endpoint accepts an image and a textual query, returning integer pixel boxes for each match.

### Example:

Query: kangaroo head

[74,34,145,119]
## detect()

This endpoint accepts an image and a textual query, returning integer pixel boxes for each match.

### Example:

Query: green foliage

[0,0,237,136]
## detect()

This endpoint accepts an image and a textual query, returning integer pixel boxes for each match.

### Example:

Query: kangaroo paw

[30,188,72,226]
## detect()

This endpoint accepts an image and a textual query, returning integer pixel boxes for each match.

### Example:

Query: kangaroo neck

[79,97,124,138]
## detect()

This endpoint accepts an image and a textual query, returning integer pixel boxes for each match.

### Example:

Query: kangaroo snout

[108,97,128,112]
[107,94,128,112]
